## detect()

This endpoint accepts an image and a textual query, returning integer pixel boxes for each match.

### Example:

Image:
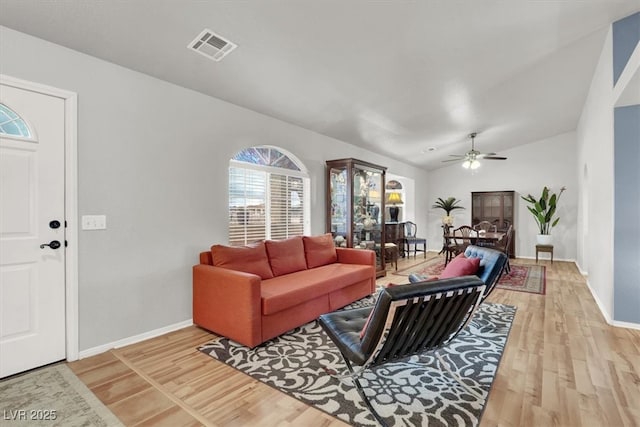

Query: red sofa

[193,234,376,348]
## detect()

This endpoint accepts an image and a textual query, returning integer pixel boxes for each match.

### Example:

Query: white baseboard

[584,278,613,325]
[516,255,576,263]
[612,320,640,330]
[573,259,588,276]
[583,276,640,330]
[78,319,193,359]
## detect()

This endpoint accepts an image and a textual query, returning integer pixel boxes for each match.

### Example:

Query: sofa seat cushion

[261,263,373,315]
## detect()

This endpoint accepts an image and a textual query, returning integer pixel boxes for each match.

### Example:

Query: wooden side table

[384,243,398,270]
[536,244,554,263]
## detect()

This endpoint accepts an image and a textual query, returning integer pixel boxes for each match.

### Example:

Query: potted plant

[432,197,465,226]
[521,186,566,245]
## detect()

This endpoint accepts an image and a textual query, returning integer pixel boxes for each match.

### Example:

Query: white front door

[0,83,66,378]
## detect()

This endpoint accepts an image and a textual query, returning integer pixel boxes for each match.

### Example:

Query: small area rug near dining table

[199,295,516,427]
[393,256,546,295]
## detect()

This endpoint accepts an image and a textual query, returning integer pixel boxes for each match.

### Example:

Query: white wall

[426,132,578,260]
[576,29,615,320]
[0,26,428,351]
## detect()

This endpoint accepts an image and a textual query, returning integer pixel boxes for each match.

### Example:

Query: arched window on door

[0,103,33,139]
[229,146,310,246]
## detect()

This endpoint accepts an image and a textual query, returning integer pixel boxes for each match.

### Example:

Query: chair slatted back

[453,225,474,244]
[496,224,514,253]
[360,277,485,367]
[404,221,417,238]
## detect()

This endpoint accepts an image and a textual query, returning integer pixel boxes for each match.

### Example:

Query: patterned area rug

[393,257,546,295]
[0,363,123,426]
[199,297,516,427]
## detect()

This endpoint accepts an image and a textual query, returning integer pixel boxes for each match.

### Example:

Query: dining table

[450,231,506,243]
[439,230,506,257]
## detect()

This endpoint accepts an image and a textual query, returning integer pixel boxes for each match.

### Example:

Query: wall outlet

[82,215,107,230]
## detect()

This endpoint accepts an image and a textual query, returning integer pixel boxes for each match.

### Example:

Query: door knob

[40,240,62,249]
[49,220,61,229]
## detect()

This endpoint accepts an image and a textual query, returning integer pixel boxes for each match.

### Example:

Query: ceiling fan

[443,132,507,169]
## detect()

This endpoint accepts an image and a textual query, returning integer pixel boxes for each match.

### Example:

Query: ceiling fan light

[470,160,481,169]
[462,160,471,169]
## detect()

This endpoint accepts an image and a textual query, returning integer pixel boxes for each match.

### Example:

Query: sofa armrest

[193,264,262,348]
[336,247,375,266]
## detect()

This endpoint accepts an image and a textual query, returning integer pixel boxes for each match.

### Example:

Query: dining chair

[444,225,475,264]
[473,221,497,247]
[494,224,514,272]
[473,221,497,232]
[403,221,426,258]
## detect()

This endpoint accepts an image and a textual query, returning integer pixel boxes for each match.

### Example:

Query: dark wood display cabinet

[326,158,387,277]
[471,191,516,257]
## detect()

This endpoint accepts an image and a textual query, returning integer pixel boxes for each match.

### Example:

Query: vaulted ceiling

[1,1,638,169]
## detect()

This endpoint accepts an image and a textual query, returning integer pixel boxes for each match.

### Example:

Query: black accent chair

[409,245,508,303]
[319,276,485,426]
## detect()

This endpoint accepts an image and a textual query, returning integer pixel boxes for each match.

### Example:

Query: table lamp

[386,192,403,222]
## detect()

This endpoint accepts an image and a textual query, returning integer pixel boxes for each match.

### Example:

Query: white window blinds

[269,174,304,241]
[229,167,306,246]
[229,167,266,246]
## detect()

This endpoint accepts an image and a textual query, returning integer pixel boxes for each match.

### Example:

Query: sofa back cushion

[199,251,213,265]
[265,236,308,276]
[303,233,338,268]
[211,241,274,279]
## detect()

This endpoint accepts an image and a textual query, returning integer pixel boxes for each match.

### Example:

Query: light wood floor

[68,254,640,426]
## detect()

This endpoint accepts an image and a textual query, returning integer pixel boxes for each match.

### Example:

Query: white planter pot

[536,234,553,245]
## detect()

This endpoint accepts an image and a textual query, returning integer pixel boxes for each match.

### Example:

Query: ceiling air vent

[188,29,237,62]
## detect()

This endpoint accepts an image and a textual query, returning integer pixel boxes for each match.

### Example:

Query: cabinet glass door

[329,167,348,243]
[353,168,383,270]
[326,158,387,276]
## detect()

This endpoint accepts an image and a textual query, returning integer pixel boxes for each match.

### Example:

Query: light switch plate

[82,215,107,230]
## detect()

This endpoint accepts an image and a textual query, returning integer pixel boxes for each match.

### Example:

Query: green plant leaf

[539,197,547,211]
[545,206,556,222]
[542,187,549,200]
[432,196,465,214]
[534,201,543,213]
[552,217,560,227]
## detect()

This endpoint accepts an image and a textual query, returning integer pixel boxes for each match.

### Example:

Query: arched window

[385,179,406,222]
[386,180,403,190]
[229,146,310,245]
[0,103,33,139]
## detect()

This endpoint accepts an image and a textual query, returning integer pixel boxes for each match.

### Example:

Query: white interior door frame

[1,74,79,361]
